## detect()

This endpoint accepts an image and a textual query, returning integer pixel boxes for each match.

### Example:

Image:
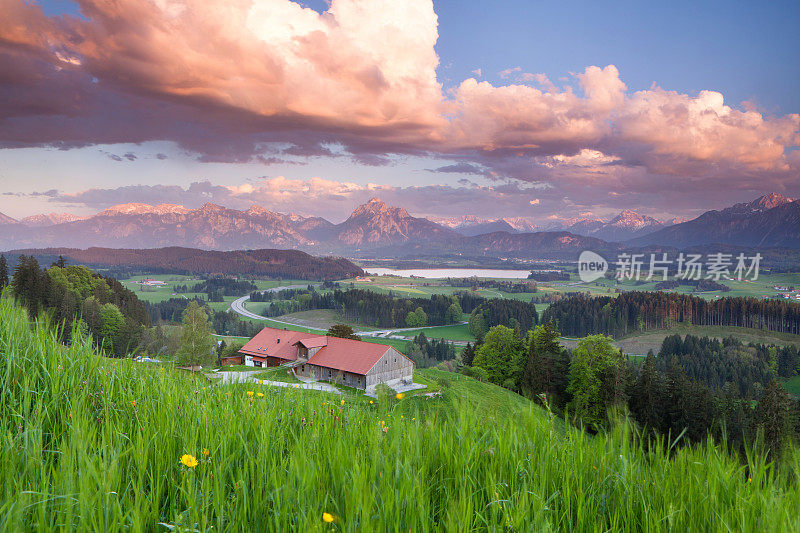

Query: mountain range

[432,210,668,241]
[1,193,799,258]
[631,192,799,248]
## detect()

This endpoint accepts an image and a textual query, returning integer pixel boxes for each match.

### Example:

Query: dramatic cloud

[1,0,798,204]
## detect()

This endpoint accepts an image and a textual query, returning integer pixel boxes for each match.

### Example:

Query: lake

[363,267,532,279]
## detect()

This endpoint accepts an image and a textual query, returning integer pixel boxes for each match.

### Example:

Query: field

[2,297,800,530]
[399,323,476,342]
[122,270,800,356]
[783,376,800,396]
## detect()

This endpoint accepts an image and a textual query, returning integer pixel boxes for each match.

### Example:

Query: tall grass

[0,296,798,531]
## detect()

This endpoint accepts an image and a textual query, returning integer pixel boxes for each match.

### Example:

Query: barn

[239,327,414,390]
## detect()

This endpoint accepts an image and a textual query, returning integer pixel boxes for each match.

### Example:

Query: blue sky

[2,0,799,222]
[434,0,800,113]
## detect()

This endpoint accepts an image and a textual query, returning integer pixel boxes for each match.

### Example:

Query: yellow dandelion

[340,399,345,405]
[257,392,264,398]
[180,454,198,468]
[395,393,405,400]
[130,400,137,407]
[369,400,373,405]
[259,380,263,384]
[247,391,254,397]
[202,448,210,458]
[322,512,335,523]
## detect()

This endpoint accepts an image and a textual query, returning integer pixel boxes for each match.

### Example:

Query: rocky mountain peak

[349,198,409,220]
[749,192,793,211]
[608,210,662,229]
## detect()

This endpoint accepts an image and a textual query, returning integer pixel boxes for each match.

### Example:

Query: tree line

[463,322,800,459]
[542,292,800,337]
[7,247,363,280]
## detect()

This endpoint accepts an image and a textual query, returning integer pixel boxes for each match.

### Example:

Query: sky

[1,0,799,223]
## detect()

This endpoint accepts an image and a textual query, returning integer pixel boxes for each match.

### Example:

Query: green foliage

[472,325,525,388]
[326,324,361,340]
[523,323,571,411]
[468,309,487,339]
[1,299,800,530]
[405,306,428,328]
[755,381,796,459]
[176,301,215,368]
[567,335,626,428]
[0,255,8,289]
[445,301,463,323]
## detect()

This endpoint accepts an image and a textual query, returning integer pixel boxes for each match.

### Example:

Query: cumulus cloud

[0,0,798,203]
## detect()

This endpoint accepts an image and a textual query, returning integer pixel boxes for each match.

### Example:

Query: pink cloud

[0,0,798,199]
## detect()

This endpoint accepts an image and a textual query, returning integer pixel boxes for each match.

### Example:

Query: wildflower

[247,391,254,397]
[225,392,231,396]
[395,393,405,400]
[259,380,263,384]
[382,426,388,433]
[130,400,137,407]
[369,400,373,405]
[340,399,345,405]
[202,448,210,458]
[257,392,264,398]
[322,512,335,523]
[180,454,198,468]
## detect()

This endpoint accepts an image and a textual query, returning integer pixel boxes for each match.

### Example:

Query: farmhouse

[239,327,414,390]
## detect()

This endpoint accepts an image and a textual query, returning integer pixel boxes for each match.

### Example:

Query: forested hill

[542,292,800,338]
[5,247,363,280]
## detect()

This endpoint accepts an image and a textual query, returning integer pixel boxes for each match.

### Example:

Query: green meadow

[1,297,800,531]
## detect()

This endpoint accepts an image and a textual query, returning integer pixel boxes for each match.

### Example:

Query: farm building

[239,327,414,390]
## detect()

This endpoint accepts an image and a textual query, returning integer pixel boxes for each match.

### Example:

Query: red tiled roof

[295,337,327,349]
[239,326,405,375]
[238,328,308,362]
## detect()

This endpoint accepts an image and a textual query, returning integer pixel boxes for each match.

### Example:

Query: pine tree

[0,255,8,290]
[755,380,794,459]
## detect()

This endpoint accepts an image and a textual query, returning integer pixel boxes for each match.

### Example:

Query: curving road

[229,287,468,339]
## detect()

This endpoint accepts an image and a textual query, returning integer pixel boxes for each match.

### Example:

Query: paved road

[229,287,467,338]
[229,285,320,327]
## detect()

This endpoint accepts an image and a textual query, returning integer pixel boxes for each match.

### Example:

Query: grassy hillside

[1,298,799,530]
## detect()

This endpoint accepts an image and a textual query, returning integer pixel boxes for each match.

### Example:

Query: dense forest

[468,298,539,339]
[192,277,259,302]
[542,292,800,337]
[7,255,150,356]
[7,247,363,280]
[464,322,800,459]
[444,278,539,293]
[657,334,799,397]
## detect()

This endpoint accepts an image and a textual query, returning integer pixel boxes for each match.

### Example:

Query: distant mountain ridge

[2,193,799,257]
[0,211,18,225]
[631,193,800,248]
